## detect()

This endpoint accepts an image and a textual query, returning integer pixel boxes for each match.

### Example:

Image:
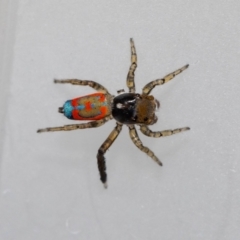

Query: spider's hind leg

[142,64,189,95]
[140,125,190,138]
[97,122,123,188]
[37,116,112,133]
[54,79,110,94]
[126,38,137,93]
[128,125,162,166]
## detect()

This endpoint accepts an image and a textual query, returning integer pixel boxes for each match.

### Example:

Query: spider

[37,39,190,188]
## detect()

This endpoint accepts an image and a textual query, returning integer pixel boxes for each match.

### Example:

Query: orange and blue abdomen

[62,93,112,120]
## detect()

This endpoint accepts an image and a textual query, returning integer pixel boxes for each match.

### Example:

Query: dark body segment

[112,93,157,125]
[112,93,137,124]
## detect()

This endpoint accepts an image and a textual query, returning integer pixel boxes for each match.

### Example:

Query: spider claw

[103,182,108,189]
[158,161,163,166]
[37,128,45,133]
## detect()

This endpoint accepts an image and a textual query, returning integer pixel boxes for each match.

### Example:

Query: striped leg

[142,64,189,95]
[37,116,112,133]
[126,38,137,93]
[97,123,123,188]
[54,79,110,94]
[140,125,190,138]
[128,125,162,166]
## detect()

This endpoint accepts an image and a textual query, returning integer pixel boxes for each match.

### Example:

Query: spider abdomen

[61,93,112,120]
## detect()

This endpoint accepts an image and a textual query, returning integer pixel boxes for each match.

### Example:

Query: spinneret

[37,39,190,188]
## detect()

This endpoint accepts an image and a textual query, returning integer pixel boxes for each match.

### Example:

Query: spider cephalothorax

[112,93,158,125]
[37,39,190,188]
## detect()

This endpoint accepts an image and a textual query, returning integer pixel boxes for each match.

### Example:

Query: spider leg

[37,116,112,133]
[128,125,162,166]
[54,79,110,94]
[97,123,123,188]
[140,125,190,138]
[126,38,137,93]
[142,64,189,95]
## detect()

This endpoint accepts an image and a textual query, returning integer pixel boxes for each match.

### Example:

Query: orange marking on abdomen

[72,109,83,120]
[85,101,92,111]
[71,98,79,107]
[99,94,105,102]
[100,106,107,116]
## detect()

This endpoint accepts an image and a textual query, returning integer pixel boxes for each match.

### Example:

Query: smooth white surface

[0,1,240,239]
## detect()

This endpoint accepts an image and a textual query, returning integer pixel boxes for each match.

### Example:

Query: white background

[0,1,240,239]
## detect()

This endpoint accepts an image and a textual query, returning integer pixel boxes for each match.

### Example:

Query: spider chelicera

[37,39,190,188]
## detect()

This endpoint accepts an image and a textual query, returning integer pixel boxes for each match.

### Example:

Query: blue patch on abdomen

[63,100,74,119]
[76,105,85,110]
[63,100,86,119]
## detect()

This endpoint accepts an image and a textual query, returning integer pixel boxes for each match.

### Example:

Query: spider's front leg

[37,116,112,133]
[54,79,110,94]
[140,125,190,138]
[126,38,137,93]
[142,64,189,95]
[128,125,163,166]
[97,122,122,188]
